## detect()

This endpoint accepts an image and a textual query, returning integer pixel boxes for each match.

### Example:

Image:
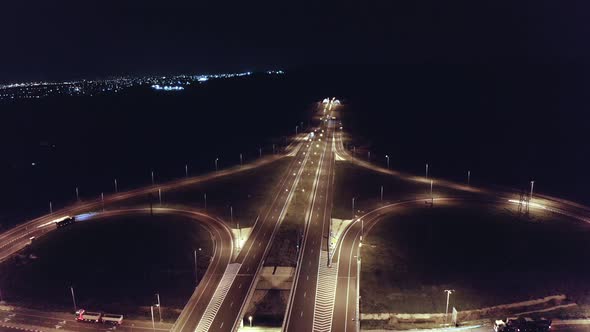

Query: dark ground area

[0,215,212,320]
[361,203,590,313]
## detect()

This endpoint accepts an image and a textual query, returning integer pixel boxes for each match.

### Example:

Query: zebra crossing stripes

[195,263,241,332]
[312,251,339,332]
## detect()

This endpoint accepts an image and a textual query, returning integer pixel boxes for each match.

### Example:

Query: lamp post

[185,164,188,177]
[114,178,118,193]
[380,185,383,202]
[352,197,356,220]
[151,170,154,185]
[156,293,162,322]
[467,170,471,186]
[425,163,429,179]
[194,248,202,285]
[248,315,253,327]
[101,193,104,211]
[240,153,243,166]
[70,286,77,312]
[203,193,207,210]
[158,188,162,205]
[150,305,155,331]
[49,201,53,214]
[75,187,79,201]
[215,158,219,171]
[530,180,535,201]
[444,289,454,324]
[386,155,390,169]
[259,146,262,158]
[296,125,298,135]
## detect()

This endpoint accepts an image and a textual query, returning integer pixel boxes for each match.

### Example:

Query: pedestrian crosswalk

[195,263,241,332]
[312,251,339,332]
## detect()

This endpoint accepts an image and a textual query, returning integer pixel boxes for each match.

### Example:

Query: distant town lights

[151,84,184,91]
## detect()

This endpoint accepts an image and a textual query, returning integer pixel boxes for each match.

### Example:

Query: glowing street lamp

[530,180,535,201]
[248,315,253,327]
[425,163,429,179]
[215,158,219,171]
[385,155,390,169]
[194,247,202,285]
[444,289,454,324]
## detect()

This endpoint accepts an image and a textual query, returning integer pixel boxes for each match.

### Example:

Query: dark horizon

[3,1,590,83]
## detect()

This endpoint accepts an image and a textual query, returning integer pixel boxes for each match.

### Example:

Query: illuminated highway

[283,111,337,331]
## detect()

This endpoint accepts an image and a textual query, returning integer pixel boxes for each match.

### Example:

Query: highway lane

[0,207,232,332]
[197,132,313,332]
[330,196,590,332]
[283,119,336,332]
[333,128,590,224]
[0,138,304,264]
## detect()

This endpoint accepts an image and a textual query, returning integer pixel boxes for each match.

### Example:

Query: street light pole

[380,185,383,202]
[530,180,535,201]
[70,286,77,312]
[426,163,429,179]
[158,188,162,205]
[386,155,390,169]
[101,193,104,211]
[49,201,53,214]
[185,164,188,178]
[203,193,207,210]
[444,289,454,324]
[215,158,218,171]
[156,293,162,322]
[75,187,79,201]
[151,170,154,185]
[150,305,155,331]
[194,248,201,285]
[249,315,253,327]
[467,170,471,186]
[259,146,262,158]
[240,153,243,166]
[114,178,118,193]
[296,125,298,135]
[352,197,356,220]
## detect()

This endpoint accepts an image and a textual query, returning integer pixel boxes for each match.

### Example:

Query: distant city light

[151,84,184,91]
[0,69,283,100]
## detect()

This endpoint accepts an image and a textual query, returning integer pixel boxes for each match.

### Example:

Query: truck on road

[76,309,124,325]
[494,317,551,332]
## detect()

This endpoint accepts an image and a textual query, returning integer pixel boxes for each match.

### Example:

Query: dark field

[0,214,212,320]
[361,203,590,313]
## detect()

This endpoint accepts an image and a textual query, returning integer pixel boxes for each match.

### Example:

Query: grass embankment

[360,203,590,315]
[0,215,211,321]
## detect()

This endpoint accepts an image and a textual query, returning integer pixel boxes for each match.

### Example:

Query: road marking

[194,263,241,332]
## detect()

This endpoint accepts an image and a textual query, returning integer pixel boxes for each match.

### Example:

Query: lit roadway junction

[2,98,590,332]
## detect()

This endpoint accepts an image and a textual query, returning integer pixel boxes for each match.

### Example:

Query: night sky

[3,1,590,82]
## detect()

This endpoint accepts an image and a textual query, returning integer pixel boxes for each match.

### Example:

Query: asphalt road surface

[195,137,312,332]
[284,116,336,331]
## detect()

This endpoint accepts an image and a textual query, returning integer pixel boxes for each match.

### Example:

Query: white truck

[75,309,124,325]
